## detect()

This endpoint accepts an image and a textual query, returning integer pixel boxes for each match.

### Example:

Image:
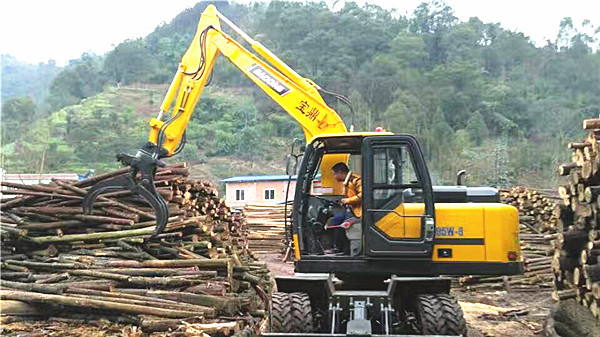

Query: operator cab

[292,133,436,260]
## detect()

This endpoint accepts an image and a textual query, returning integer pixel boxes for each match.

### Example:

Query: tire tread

[271,292,313,333]
[417,293,467,336]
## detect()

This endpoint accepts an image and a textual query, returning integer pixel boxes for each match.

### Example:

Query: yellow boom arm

[149,5,347,189]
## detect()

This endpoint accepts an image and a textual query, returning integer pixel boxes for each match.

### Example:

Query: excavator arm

[83,5,348,235]
[152,5,347,153]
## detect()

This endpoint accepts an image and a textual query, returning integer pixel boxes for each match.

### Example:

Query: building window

[264,189,275,200]
[236,189,245,201]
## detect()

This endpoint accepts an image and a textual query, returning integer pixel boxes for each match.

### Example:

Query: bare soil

[455,288,552,337]
[0,319,143,337]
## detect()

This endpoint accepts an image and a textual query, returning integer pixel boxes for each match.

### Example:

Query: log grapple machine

[83,5,523,336]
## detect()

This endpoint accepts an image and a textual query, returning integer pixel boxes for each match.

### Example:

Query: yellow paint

[375,203,424,238]
[147,4,348,189]
[432,245,485,261]
[482,204,520,262]
[375,202,520,263]
[293,234,301,260]
[434,204,485,239]
[142,5,521,267]
[321,153,348,195]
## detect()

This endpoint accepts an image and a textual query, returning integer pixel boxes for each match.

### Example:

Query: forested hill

[1,55,61,107]
[2,1,600,188]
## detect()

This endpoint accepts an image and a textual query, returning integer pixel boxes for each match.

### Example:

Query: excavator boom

[153,5,347,153]
[83,5,347,235]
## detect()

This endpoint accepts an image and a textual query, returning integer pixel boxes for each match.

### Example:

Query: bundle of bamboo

[243,203,291,255]
[458,187,558,291]
[552,117,600,319]
[0,164,272,335]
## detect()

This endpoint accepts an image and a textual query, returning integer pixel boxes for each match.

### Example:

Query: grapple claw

[82,147,169,236]
[82,174,135,214]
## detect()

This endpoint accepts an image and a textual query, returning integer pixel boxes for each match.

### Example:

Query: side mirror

[456,170,467,186]
[286,155,297,176]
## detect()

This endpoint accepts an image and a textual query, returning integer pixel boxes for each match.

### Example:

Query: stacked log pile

[502,187,559,232]
[458,187,558,291]
[0,164,271,335]
[243,203,290,255]
[552,117,600,320]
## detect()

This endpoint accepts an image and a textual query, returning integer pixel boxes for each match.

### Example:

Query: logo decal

[247,64,290,96]
[435,226,464,237]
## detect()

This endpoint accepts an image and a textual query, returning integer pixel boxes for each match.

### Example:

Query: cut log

[584,118,600,130]
[0,163,271,333]
[0,290,204,318]
[553,289,577,301]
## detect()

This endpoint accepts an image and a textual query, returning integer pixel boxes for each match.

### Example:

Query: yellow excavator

[84,5,522,336]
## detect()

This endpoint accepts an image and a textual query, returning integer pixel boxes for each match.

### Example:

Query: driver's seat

[344,217,362,256]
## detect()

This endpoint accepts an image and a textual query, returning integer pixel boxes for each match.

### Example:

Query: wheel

[416,293,467,336]
[290,292,314,332]
[270,292,314,333]
[271,292,292,332]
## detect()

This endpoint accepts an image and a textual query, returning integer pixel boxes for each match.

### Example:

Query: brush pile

[0,163,272,336]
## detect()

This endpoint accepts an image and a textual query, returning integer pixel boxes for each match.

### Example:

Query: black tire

[416,293,467,336]
[270,292,314,333]
[271,292,292,332]
[290,292,314,332]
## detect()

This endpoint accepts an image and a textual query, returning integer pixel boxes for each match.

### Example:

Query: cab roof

[307,132,396,153]
[307,131,394,144]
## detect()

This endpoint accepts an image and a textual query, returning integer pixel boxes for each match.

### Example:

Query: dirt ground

[455,288,552,337]
[0,319,143,337]
[258,253,553,337]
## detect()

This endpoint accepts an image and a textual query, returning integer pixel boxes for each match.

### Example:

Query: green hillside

[1,55,61,108]
[2,1,600,188]
[0,84,294,182]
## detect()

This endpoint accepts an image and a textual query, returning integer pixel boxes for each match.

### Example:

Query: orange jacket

[344,172,362,218]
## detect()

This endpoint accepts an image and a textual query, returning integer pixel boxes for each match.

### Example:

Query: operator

[325,162,362,254]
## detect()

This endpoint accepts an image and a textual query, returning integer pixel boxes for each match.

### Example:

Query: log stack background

[0,163,272,336]
[552,117,600,320]
[243,203,290,255]
[458,186,558,291]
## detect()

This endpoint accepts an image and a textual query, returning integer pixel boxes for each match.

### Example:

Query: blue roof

[221,175,298,183]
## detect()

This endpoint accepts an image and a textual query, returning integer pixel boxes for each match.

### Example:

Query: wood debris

[243,203,290,255]
[552,117,600,321]
[0,163,272,335]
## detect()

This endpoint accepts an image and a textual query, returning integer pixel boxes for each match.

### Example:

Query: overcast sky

[1,0,598,66]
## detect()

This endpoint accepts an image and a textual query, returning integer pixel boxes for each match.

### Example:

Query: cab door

[362,135,435,257]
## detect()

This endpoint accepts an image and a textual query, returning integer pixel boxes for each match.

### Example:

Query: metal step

[332,290,388,297]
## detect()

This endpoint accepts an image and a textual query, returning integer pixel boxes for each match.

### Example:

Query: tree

[3,0,600,188]
[1,55,61,107]
[465,111,488,144]
[47,53,107,110]
[1,96,37,144]
[104,39,158,85]
[409,0,457,66]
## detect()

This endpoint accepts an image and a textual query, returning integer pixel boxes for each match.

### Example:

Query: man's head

[332,162,350,182]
